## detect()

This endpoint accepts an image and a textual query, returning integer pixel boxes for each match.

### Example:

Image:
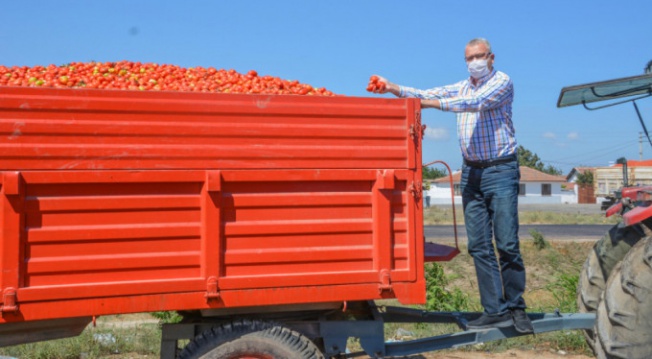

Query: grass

[530,228,549,250]
[414,240,593,356]
[0,318,161,359]
[365,239,594,357]
[423,205,619,225]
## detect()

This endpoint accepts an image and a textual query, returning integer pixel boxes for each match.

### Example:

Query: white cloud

[542,132,556,139]
[424,127,450,141]
[567,132,579,140]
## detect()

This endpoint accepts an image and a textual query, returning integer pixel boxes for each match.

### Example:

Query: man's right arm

[372,75,460,100]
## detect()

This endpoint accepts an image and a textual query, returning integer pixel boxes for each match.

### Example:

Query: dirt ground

[103,350,593,359]
[408,349,593,359]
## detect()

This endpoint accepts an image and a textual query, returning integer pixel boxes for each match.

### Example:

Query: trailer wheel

[595,236,652,359]
[178,319,325,359]
[577,223,646,350]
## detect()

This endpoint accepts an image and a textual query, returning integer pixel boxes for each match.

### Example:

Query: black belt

[463,154,517,169]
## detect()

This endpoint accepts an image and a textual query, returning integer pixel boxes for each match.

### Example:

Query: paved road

[425,224,613,242]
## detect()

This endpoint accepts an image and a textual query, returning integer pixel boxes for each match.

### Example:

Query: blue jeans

[460,157,526,315]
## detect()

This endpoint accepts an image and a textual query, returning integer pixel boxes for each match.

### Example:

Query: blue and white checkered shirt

[398,69,517,162]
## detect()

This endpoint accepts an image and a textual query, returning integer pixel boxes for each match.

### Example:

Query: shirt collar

[469,69,496,87]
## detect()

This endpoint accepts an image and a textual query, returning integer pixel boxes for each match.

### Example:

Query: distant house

[567,167,597,204]
[567,167,596,183]
[426,166,569,205]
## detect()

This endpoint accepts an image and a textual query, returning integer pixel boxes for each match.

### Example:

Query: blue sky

[2,0,651,175]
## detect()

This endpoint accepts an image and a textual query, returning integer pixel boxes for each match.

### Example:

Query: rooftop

[432,166,566,183]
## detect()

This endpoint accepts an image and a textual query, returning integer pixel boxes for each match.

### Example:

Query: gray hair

[467,38,492,54]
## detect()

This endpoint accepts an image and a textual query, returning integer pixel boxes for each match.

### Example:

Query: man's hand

[368,76,442,109]
[369,75,400,96]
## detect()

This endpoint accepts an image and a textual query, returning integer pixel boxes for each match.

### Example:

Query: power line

[545,139,638,163]
[542,140,639,169]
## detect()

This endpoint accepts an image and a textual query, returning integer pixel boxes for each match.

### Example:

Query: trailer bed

[0,87,426,331]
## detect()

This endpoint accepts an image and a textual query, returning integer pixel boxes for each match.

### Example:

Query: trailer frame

[160,302,596,358]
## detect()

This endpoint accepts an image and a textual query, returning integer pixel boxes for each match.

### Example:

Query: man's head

[465,38,494,76]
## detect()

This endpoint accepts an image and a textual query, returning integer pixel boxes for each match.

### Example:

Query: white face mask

[467,59,490,79]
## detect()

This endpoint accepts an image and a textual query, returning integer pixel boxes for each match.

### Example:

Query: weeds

[474,330,591,356]
[425,263,471,312]
[546,273,579,313]
[530,228,549,250]
[520,210,617,225]
[423,206,619,225]
[0,322,161,359]
[423,205,459,225]
[151,311,183,324]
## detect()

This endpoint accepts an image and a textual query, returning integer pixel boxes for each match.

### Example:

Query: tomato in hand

[366,75,385,93]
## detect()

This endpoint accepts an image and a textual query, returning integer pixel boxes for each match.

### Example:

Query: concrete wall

[427,181,572,205]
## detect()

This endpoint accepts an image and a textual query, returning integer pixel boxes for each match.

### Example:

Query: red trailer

[0,86,591,358]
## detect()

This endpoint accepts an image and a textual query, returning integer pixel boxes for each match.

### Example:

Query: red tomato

[0,61,337,96]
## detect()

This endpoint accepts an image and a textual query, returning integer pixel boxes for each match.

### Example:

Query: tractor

[557,60,652,358]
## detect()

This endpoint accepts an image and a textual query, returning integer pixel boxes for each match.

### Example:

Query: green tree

[517,145,562,175]
[423,166,447,180]
[575,170,594,186]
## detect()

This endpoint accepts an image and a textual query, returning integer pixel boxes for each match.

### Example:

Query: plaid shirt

[398,69,517,162]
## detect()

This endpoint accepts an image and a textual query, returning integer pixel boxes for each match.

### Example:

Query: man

[372,38,532,333]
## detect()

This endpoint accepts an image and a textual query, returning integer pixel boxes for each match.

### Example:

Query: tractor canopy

[557,72,652,109]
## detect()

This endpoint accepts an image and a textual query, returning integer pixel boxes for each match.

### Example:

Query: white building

[426,166,570,205]
[566,167,596,204]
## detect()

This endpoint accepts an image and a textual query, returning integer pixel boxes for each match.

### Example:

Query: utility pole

[641,132,644,160]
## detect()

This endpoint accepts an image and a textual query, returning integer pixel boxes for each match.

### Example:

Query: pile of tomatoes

[0,61,336,96]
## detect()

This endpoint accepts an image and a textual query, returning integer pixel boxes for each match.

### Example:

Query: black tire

[577,223,646,350]
[595,236,652,359]
[577,248,604,348]
[178,319,325,359]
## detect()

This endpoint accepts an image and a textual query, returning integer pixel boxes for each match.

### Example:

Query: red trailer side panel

[0,87,425,323]
[0,87,417,170]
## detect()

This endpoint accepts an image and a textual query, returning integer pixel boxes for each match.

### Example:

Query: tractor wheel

[178,319,324,359]
[595,236,652,359]
[577,248,604,348]
[577,223,646,350]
